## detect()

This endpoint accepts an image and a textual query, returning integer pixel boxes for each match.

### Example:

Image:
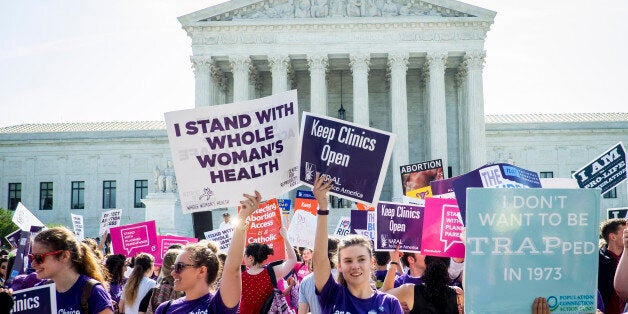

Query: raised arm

[219,191,261,308]
[614,228,628,300]
[273,227,298,279]
[313,173,333,293]
[380,246,402,292]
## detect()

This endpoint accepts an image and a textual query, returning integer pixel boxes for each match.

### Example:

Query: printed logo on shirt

[59,309,81,314]
[188,310,207,314]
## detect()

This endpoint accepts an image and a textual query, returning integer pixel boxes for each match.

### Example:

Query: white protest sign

[165,90,301,213]
[12,202,45,231]
[204,227,234,252]
[70,214,84,240]
[287,209,317,248]
[333,216,351,238]
[99,209,122,235]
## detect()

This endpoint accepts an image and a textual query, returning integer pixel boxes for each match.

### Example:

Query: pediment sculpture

[216,0,469,21]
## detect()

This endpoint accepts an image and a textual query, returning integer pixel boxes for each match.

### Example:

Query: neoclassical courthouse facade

[1,0,627,237]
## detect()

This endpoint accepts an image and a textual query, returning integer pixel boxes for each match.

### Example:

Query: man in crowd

[599,218,627,314]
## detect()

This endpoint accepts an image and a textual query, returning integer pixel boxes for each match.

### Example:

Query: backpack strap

[266,260,283,288]
[81,278,100,314]
[162,300,173,313]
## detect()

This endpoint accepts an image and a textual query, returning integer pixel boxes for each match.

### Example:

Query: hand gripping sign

[110,221,158,257]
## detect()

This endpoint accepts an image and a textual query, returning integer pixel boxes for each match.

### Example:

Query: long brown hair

[34,227,108,289]
[123,253,154,305]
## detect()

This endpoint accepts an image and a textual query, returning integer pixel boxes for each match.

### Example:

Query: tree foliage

[0,208,19,249]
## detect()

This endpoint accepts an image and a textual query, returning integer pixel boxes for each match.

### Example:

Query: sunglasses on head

[171,262,196,274]
[28,250,64,264]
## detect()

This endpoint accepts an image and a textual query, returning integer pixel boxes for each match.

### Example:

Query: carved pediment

[179,0,496,24]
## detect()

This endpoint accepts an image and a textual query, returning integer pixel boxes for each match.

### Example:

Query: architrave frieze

[186,23,490,47]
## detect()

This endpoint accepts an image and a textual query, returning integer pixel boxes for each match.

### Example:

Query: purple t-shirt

[54,275,114,314]
[108,279,126,303]
[393,270,422,288]
[154,291,237,314]
[317,274,403,314]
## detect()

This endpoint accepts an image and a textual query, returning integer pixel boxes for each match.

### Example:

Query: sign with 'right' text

[465,188,600,313]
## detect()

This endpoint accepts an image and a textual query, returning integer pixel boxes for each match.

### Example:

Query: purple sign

[300,113,395,206]
[375,202,424,252]
[350,210,376,241]
[430,175,460,198]
[110,220,159,257]
[5,229,21,248]
[453,163,542,223]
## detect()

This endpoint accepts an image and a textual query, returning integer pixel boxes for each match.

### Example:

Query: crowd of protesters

[0,177,627,313]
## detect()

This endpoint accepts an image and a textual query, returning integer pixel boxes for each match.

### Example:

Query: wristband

[390,261,399,266]
[317,209,330,215]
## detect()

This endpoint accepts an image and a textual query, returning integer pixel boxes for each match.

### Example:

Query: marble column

[456,65,468,172]
[191,56,213,107]
[426,51,448,172]
[464,50,487,169]
[269,55,291,93]
[388,52,409,200]
[350,53,371,126]
[229,55,251,101]
[307,54,328,115]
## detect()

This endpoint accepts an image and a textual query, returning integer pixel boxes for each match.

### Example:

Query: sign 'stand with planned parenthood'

[465,188,600,313]
[165,91,301,213]
[299,112,395,206]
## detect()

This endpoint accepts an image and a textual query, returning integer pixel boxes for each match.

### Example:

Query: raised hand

[312,172,333,210]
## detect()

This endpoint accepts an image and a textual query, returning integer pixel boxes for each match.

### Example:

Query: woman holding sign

[154,191,262,314]
[312,173,403,314]
[32,226,114,314]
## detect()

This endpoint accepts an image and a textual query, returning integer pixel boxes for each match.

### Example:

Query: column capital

[349,53,371,73]
[268,55,290,72]
[387,52,409,70]
[455,64,467,88]
[426,51,448,71]
[229,55,251,71]
[307,54,329,72]
[190,55,212,66]
[190,55,212,75]
[463,50,486,70]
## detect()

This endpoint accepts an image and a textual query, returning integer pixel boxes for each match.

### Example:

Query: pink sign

[110,221,159,257]
[420,198,465,258]
[154,235,198,266]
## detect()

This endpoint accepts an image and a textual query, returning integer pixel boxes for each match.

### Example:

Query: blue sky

[1,0,626,127]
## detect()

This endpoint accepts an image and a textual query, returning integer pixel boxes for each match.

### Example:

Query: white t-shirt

[124,276,156,314]
[219,221,233,230]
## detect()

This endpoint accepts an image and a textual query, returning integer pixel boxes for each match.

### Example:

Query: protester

[121,253,156,314]
[295,247,313,282]
[0,287,13,314]
[32,226,114,313]
[239,226,297,313]
[311,173,403,313]
[219,212,233,230]
[144,249,183,314]
[381,250,463,314]
[0,256,8,287]
[599,218,627,314]
[615,227,628,302]
[394,251,426,287]
[105,254,127,305]
[298,237,339,314]
[154,191,261,313]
